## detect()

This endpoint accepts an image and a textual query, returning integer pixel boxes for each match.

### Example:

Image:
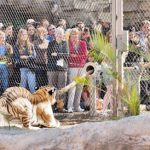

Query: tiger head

[34,85,57,105]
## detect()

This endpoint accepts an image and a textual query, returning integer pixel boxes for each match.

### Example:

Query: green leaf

[90,31,116,65]
[73,76,91,85]
[123,84,140,116]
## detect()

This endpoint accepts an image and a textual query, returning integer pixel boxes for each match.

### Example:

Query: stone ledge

[0,114,150,150]
[54,111,112,125]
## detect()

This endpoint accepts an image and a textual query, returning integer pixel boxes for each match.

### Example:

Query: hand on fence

[51,52,57,56]
[70,54,76,57]
[20,55,29,59]
[0,56,7,61]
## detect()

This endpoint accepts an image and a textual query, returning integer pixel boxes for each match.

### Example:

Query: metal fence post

[112,0,127,117]
[112,0,129,117]
[112,0,118,117]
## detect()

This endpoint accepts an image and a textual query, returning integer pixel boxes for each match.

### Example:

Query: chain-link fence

[2,0,150,121]
[123,0,150,109]
[0,0,113,119]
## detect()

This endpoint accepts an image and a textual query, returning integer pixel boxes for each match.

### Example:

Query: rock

[0,114,150,150]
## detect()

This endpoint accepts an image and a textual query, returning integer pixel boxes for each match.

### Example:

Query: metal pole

[117,0,124,117]
[112,0,118,117]
[112,0,125,117]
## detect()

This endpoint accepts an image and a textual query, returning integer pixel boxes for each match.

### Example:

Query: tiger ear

[35,87,39,91]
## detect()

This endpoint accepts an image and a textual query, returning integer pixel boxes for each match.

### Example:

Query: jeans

[0,64,9,93]
[20,68,36,93]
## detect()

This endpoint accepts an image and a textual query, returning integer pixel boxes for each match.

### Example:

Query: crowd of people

[125,20,150,65]
[124,20,150,107]
[2,17,149,113]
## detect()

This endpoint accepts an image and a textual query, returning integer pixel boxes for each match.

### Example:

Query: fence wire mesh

[1,0,150,117]
[123,0,150,107]
[0,0,113,117]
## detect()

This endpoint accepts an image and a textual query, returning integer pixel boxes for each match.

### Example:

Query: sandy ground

[0,104,148,130]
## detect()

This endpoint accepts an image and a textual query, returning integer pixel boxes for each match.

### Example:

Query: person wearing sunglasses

[47,24,56,43]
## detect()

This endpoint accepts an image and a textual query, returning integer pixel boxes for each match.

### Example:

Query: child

[80,85,90,111]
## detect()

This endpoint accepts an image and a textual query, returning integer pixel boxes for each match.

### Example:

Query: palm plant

[90,31,121,82]
[89,31,116,65]
[129,44,150,62]
[90,31,140,116]
[122,84,140,116]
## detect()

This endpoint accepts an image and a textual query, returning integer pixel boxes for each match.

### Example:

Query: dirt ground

[0,105,148,129]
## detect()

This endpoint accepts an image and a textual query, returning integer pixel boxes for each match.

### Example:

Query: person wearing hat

[26,19,36,25]
[26,19,40,29]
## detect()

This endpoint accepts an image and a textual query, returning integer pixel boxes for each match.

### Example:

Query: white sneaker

[74,107,84,112]
[101,110,109,116]
[67,108,73,113]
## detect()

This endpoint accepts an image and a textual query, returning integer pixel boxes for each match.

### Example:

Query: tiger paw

[28,125,40,130]
[55,119,61,127]
[31,122,41,127]
[49,119,61,128]
[56,99,64,110]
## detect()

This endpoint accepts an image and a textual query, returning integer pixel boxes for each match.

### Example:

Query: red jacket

[68,40,87,68]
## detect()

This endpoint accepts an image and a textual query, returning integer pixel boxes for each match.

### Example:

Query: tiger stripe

[0,86,58,128]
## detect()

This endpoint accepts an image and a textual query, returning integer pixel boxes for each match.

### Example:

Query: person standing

[47,27,69,105]
[0,31,13,94]
[67,28,88,113]
[13,29,36,93]
[34,26,49,87]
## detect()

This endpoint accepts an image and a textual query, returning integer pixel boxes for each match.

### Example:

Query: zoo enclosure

[0,0,149,116]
